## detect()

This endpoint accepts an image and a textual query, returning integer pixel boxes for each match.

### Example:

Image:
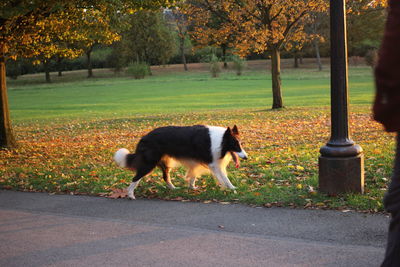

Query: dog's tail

[114,148,137,169]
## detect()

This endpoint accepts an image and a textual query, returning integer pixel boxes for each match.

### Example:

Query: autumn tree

[186,0,327,109]
[18,8,122,81]
[73,8,121,78]
[0,0,175,148]
[185,1,237,69]
[25,9,89,83]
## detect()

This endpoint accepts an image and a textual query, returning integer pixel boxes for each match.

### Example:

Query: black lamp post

[319,0,364,194]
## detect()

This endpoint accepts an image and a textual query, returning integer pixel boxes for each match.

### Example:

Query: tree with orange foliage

[26,9,90,83]
[187,0,328,109]
[0,0,175,148]
[185,1,237,68]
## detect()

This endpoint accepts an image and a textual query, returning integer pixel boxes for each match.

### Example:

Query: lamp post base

[319,154,364,194]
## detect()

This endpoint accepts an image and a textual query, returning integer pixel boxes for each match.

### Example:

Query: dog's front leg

[160,164,176,190]
[208,163,236,190]
[189,177,197,189]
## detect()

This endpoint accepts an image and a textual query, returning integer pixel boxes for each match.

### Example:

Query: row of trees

[0,0,176,148]
[6,1,387,80]
[0,0,388,148]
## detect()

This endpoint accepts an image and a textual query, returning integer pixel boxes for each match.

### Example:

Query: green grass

[7,66,374,123]
[2,64,393,212]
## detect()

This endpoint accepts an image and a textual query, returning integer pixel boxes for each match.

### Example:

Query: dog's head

[223,125,248,159]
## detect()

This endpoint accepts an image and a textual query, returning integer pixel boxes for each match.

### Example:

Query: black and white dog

[114,125,248,199]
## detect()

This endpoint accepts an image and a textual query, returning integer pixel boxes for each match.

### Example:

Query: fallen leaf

[171,197,184,201]
[108,188,128,199]
[296,165,305,171]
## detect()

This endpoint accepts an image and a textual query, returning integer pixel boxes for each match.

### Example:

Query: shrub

[209,54,221,78]
[90,47,113,69]
[231,55,247,76]
[126,62,150,79]
[107,44,127,73]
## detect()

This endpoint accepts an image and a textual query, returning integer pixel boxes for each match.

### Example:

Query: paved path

[0,190,389,267]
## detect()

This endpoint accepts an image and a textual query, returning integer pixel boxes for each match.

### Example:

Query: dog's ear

[232,125,239,135]
[225,127,236,137]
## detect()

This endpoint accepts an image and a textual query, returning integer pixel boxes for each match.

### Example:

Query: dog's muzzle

[237,150,248,160]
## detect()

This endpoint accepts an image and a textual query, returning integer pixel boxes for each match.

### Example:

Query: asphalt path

[0,190,389,267]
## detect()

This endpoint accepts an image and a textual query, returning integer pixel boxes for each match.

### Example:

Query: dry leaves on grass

[0,108,394,212]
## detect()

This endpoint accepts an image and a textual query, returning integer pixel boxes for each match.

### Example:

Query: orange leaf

[108,188,128,199]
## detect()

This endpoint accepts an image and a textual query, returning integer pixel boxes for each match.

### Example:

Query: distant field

[7,59,374,123]
[2,60,393,212]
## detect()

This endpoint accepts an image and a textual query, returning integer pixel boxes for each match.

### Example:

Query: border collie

[114,125,248,199]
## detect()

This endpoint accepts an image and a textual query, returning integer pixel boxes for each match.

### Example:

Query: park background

[0,0,392,212]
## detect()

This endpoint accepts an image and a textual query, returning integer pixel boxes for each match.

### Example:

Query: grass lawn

[1,62,395,212]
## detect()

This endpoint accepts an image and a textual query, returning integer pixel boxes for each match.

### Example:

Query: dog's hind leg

[189,176,197,189]
[128,161,158,200]
[127,181,139,200]
[159,162,176,189]
[185,168,198,189]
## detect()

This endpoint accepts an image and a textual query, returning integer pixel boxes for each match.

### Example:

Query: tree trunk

[271,46,283,109]
[180,38,188,71]
[314,39,323,71]
[57,57,62,77]
[294,52,299,68]
[0,43,16,148]
[222,45,228,69]
[44,60,51,83]
[87,48,93,78]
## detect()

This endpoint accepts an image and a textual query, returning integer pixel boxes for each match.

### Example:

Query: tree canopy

[120,10,176,66]
[0,0,175,60]
[0,0,176,148]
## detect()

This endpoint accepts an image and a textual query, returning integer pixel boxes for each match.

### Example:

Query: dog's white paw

[189,186,198,190]
[128,193,136,200]
[167,184,177,190]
